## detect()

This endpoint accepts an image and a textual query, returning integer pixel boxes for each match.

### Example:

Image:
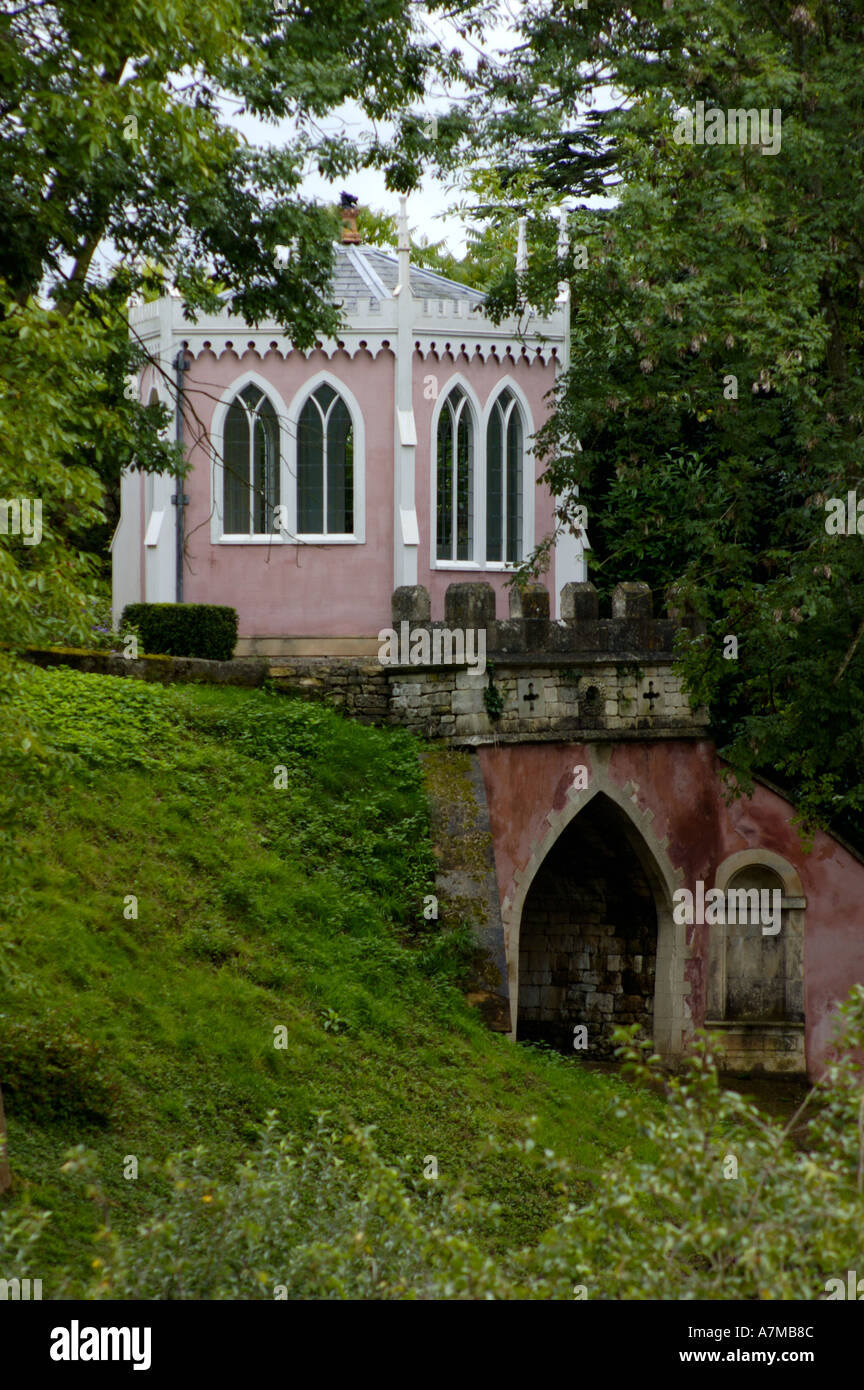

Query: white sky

[222,3,528,256]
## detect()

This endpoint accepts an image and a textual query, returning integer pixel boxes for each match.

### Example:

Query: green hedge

[121,603,238,662]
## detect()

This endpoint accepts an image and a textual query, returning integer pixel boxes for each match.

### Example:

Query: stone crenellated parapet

[390,580,705,661]
[380,581,709,745]
[22,576,708,746]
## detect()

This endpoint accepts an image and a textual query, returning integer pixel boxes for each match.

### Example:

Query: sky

[222,2,528,256]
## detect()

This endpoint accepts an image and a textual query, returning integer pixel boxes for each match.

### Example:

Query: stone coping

[384,650,678,673]
[452,726,708,747]
[704,1019,806,1030]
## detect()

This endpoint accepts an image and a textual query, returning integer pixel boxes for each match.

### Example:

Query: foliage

[0,290,174,651]
[0,0,482,638]
[61,1115,513,1300]
[21,985,864,1300]
[482,665,505,720]
[0,1201,50,1281]
[121,602,238,661]
[6,670,861,1298]
[461,0,864,844]
[561,989,864,1301]
[9,664,186,772]
[0,0,479,318]
[354,201,518,292]
[0,674,649,1289]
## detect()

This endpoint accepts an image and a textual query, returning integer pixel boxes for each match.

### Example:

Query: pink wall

[477,739,864,1079]
[178,345,559,637]
[181,347,395,637]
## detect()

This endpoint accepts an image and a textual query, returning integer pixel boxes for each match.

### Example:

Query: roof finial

[557,205,569,260]
[394,195,411,299]
[397,195,410,253]
[339,191,361,244]
[556,205,570,305]
[516,216,528,275]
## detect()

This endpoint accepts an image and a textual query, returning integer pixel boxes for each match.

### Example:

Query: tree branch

[832,615,864,687]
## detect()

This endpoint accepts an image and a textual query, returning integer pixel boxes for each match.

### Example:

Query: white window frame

[429,373,482,570]
[430,374,535,572]
[210,371,291,545]
[209,370,365,545]
[482,381,534,570]
[286,371,366,545]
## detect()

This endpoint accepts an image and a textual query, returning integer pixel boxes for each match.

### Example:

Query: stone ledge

[453,725,709,747]
[17,647,269,686]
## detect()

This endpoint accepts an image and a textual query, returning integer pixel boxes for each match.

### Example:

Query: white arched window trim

[210,371,292,545]
[707,849,806,1028]
[429,374,535,572]
[429,373,483,571]
[209,370,365,545]
[481,379,536,572]
[287,372,365,544]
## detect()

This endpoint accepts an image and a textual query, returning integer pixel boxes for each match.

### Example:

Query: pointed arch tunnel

[501,779,691,1064]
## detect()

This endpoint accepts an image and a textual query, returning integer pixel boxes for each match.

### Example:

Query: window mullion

[248,408,255,535]
[452,399,462,561]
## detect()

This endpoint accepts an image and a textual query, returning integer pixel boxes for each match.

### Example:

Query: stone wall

[422,747,509,1030]
[17,646,269,686]
[388,659,699,743]
[18,580,709,747]
[265,659,390,723]
[518,794,658,1057]
[382,578,708,744]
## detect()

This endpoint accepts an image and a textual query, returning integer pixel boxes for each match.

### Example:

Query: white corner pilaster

[393,196,418,589]
[552,207,587,616]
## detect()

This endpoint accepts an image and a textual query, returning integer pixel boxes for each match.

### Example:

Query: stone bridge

[287,579,863,1085]
[29,578,863,1083]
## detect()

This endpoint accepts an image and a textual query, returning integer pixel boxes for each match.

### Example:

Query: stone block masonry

[18,580,708,746]
[375,580,709,745]
[517,794,659,1057]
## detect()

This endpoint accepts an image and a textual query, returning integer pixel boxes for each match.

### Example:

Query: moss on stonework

[420,743,501,1012]
[421,747,493,884]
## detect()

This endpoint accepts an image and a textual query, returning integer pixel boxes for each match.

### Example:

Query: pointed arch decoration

[499,748,692,1061]
[485,387,523,564]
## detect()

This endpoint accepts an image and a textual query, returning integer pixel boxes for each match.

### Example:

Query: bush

[43,986,864,1299]
[121,604,237,661]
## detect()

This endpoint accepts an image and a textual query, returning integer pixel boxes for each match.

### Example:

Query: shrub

[120,604,238,661]
[45,986,864,1299]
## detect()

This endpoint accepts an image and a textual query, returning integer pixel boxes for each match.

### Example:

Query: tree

[463,0,864,844]
[0,0,481,324]
[0,0,481,647]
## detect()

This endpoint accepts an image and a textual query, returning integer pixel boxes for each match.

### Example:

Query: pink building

[113,207,586,655]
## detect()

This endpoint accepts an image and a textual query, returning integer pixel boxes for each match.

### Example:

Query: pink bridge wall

[477,739,864,1080]
[172,347,557,638]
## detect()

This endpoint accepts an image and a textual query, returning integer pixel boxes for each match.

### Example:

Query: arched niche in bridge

[502,768,690,1064]
[707,851,806,1058]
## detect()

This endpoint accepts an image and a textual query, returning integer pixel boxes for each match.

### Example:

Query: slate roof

[332,243,485,308]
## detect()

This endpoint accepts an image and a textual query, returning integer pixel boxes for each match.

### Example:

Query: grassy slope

[1,668,659,1293]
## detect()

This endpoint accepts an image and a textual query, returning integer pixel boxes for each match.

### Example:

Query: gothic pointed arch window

[297,383,354,535]
[223,383,279,534]
[486,388,524,563]
[436,386,474,561]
